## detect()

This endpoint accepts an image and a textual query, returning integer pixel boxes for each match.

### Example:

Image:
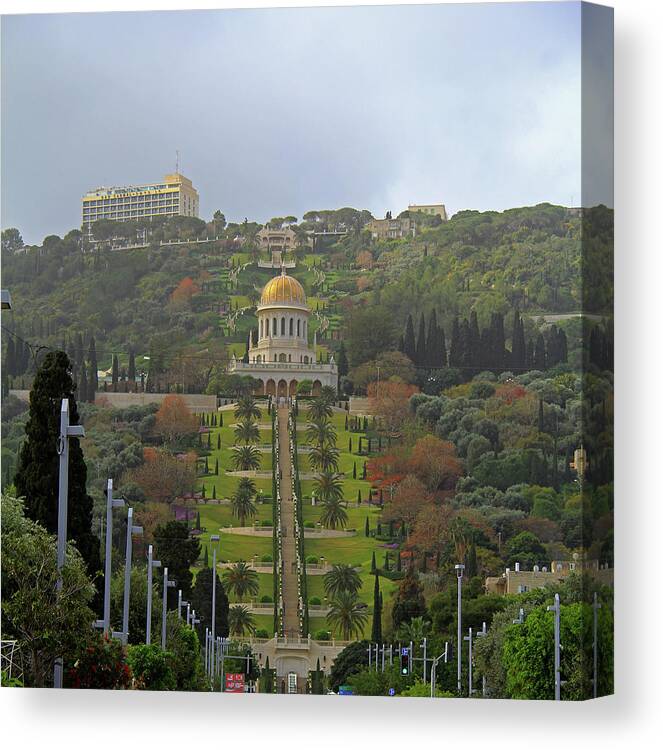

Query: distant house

[366,216,416,241]
[408,203,448,221]
[485,559,613,595]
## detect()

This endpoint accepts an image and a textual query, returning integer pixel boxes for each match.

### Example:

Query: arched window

[304,356,309,364]
[274,354,277,362]
[289,318,293,336]
[279,353,287,363]
[260,319,264,338]
[297,319,301,337]
[273,317,277,336]
[281,317,285,335]
[288,354,292,362]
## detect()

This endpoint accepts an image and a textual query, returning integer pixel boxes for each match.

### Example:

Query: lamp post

[161,567,177,649]
[121,507,143,644]
[99,479,125,634]
[146,544,161,644]
[430,642,449,698]
[455,563,465,695]
[547,593,562,700]
[210,534,220,676]
[464,627,474,696]
[53,398,85,689]
[475,621,488,697]
[177,589,189,620]
[593,592,602,699]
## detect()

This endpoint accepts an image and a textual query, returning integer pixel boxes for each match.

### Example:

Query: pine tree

[14,351,101,586]
[403,314,416,363]
[371,574,382,643]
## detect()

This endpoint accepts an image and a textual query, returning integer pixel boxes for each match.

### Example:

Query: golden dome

[260,271,306,306]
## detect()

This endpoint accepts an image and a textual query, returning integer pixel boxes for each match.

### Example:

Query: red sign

[225,673,245,693]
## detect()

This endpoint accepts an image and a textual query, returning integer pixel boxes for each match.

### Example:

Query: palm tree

[323,564,362,598]
[314,470,344,503]
[228,604,256,636]
[234,396,261,422]
[234,417,260,445]
[306,418,337,449]
[308,443,340,473]
[320,385,337,404]
[231,444,261,471]
[308,397,333,422]
[320,496,348,530]
[231,481,257,526]
[397,616,430,644]
[327,592,369,640]
[223,562,260,600]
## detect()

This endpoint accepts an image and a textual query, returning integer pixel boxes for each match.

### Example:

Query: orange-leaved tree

[154,394,199,445]
[408,434,463,493]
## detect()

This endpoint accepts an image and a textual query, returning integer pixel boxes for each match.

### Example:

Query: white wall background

[1,0,661,747]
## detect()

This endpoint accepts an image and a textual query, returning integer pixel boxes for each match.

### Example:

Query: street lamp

[177,589,189,620]
[547,593,562,700]
[210,534,220,675]
[455,563,465,694]
[475,621,488,697]
[161,567,177,649]
[120,507,143,644]
[464,627,474,696]
[53,398,85,689]
[97,479,125,635]
[146,544,161,644]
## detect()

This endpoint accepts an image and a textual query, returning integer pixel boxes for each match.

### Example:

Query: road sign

[225,673,245,693]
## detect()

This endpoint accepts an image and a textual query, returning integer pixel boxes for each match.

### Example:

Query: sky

[1,2,608,245]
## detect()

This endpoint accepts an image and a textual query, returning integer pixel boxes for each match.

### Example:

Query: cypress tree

[128,348,136,381]
[212,485,217,499]
[371,574,382,643]
[219,412,223,427]
[533,333,547,371]
[365,516,369,537]
[362,462,367,479]
[202,484,206,499]
[426,309,438,368]
[415,312,426,367]
[88,335,98,393]
[383,551,390,571]
[79,360,88,403]
[396,550,402,571]
[196,511,201,530]
[204,546,209,567]
[510,309,526,372]
[217,434,221,449]
[111,354,119,388]
[538,398,545,433]
[75,332,84,369]
[438,323,447,368]
[337,342,349,378]
[204,456,209,473]
[370,550,376,574]
[352,462,356,479]
[466,543,478,578]
[357,488,362,504]
[6,336,15,377]
[449,317,462,369]
[215,458,219,475]
[14,351,101,586]
[403,314,416,363]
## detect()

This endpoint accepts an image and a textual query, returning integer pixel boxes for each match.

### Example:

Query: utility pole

[146,544,161,644]
[121,507,143,644]
[161,567,176,649]
[210,535,220,678]
[54,398,85,689]
[455,563,465,695]
[547,593,562,700]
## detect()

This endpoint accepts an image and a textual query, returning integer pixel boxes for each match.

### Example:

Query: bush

[470,381,496,400]
[260,595,273,603]
[127,644,177,690]
[66,633,132,690]
[304,521,315,529]
[260,520,272,527]
[306,555,319,564]
[314,629,331,641]
[309,596,322,605]
[254,628,270,639]
[260,554,273,563]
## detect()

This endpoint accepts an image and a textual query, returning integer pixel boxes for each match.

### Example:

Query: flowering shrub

[66,633,132,690]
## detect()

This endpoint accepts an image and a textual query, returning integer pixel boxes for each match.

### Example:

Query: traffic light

[400,647,409,675]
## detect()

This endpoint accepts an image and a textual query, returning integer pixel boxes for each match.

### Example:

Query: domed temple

[227,268,337,397]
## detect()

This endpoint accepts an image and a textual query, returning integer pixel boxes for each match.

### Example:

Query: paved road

[278,405,300,638]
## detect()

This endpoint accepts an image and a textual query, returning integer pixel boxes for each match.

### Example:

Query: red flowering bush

[66,633,132,690]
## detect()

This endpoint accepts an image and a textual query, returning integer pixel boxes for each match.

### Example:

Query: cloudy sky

[2,2,602,244]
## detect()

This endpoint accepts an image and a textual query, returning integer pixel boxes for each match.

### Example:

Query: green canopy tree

[154,520,200,605]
